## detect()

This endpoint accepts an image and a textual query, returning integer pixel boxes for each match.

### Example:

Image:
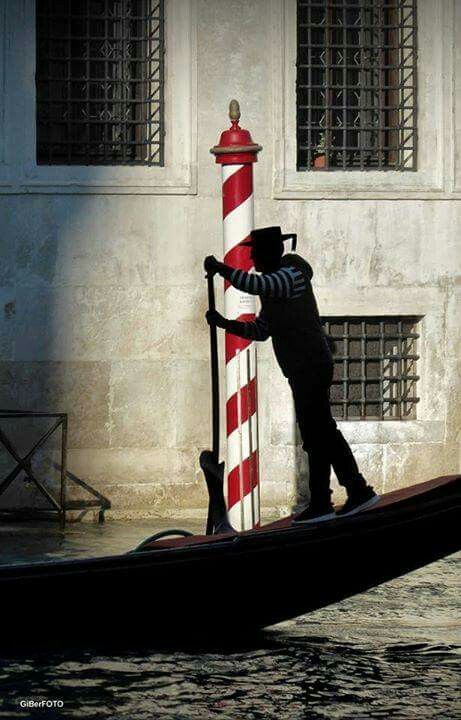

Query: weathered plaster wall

[0,0,459,519]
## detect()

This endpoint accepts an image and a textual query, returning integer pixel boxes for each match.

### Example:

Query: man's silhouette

[205,226,377,521]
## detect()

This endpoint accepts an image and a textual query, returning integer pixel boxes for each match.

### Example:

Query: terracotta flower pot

[314,153,326,169]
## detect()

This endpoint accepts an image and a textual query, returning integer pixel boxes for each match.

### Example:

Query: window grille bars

[297,0,417,170]
[322,316,421,420]
[36,0,165,166]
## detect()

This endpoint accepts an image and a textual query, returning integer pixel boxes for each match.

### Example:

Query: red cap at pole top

[210,100,262,165]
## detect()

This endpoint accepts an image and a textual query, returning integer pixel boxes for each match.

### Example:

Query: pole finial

[229,99,240,124]
[210,100,262,163]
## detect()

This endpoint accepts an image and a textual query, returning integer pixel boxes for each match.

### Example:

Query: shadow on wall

[0,168,214,517]
[0,190,111,511]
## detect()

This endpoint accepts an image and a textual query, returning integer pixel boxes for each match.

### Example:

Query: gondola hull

[0,475,460,647]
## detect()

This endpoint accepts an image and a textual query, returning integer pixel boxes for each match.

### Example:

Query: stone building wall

[0,0,459,519]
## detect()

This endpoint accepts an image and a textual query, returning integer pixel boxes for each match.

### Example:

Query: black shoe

[293,502,336,525]
[336,485,379,516]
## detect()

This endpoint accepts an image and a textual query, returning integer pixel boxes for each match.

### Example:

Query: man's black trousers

[288,363,364,504]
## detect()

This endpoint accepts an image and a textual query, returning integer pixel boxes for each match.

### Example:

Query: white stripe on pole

[228,488,260,531]
[222,164,244,182]
[223,195,254,248]
[243,490,255,530]
[227,418,255,473]
[228,502,242,528]
[224,285,256,321]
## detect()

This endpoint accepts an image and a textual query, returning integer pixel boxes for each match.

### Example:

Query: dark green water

[0,521,459,720]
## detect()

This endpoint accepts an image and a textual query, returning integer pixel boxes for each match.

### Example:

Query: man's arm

[204,256,306,299]
[227,309,270,340]
[223,265,306,299]
[206,309,270,341]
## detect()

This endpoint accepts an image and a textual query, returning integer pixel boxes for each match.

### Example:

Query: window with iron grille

[297,0,417,171]
[36,0,164,166]
[322,316,421,420]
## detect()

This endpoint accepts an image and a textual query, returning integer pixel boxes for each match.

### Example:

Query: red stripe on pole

[225,336,251,364]
[223,239,252,291]
[222,165,252,219]
[224,240,252,271]
[226,378,257,435]
[228,451,259,509]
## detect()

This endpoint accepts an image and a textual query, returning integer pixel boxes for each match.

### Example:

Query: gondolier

[204,225,377,521]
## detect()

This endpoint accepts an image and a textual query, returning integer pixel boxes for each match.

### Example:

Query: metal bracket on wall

[0,410,111,527]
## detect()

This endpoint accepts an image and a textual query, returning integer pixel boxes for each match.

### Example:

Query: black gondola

[0,474,459,646]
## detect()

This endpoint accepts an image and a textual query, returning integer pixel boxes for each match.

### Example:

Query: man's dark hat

[241,226,297,252]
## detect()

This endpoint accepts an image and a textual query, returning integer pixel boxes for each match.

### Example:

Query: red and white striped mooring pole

[210,100,262,531]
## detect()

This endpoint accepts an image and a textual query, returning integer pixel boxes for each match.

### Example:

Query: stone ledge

[338,421,446,445]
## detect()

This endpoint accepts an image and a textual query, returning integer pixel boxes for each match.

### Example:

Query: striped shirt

[229,266,306,299]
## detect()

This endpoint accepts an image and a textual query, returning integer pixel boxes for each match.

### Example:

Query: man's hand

[204,255,224,277]
[206,309,228,329]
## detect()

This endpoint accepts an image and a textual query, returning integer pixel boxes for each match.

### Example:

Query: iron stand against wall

[0,410,110,527]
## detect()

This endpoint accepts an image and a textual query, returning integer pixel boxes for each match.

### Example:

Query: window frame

[35,0,166,168]
[0,0,197,195]
[295,1,418,172]
[272,0,455,199]
[322,315,421,421]
[314,284,446,445]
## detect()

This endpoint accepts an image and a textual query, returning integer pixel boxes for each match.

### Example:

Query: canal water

[0,520,459,720]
